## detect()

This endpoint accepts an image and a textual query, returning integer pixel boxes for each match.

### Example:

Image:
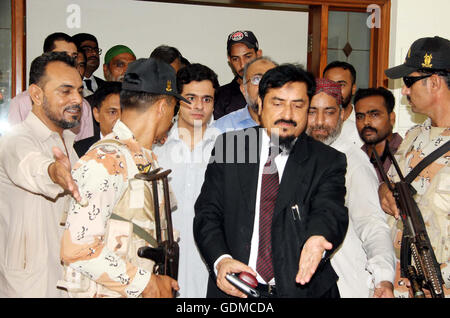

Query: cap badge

[231,31,244,41]
[166,80,172,92]
[422,53,433,68]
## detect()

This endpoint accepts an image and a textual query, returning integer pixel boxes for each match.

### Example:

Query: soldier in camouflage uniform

[60,58,189,298]
[380,36,450,297]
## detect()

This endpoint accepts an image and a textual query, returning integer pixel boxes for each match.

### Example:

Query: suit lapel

[236,127,262,215]
[274,133,310,215]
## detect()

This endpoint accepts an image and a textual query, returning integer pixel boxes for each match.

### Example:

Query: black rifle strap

[404,139,450,184]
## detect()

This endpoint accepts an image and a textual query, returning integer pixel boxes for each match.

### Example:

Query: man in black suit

[73,82,122,157]
[73,33,106,96]
[194,64,348,298]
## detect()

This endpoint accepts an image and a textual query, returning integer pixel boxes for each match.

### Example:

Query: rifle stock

[371,142,444,298]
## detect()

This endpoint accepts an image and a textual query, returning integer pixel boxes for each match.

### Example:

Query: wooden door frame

[244,0,391,87]
[10,0,390,92]
[11,0,26,98]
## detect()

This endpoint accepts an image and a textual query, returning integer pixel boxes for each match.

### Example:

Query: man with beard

[73,33,105,95]
[103,45,136,82]
[354,87,403,182]
[8,32,94,142]
[323,61,363,147]
[213,30,262,120]
[306,78,395,298]
[213,57,277,133]
[194,64,348,298]
[0,52,83,297]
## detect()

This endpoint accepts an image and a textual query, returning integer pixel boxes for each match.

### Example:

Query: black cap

[122,58,189,103]
[226,30,259,55]
[385,36,450,79]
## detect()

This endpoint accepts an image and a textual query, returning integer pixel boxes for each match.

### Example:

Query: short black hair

[29,51,75,86]
[43,32,75,53]
[72,33,99,48]
[119,89,173,113]
[150,45,182,65]
[180,56,191,68]
[89,81,122,110]
[258,63,315,103]
[176,63,219,94]
[354,87,395,113]
[323,61,357,85]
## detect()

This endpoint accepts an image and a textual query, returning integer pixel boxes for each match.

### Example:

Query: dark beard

[43,97,81,129]
[342,94,352,109]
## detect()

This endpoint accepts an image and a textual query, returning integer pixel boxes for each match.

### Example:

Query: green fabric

[104,45,136,64]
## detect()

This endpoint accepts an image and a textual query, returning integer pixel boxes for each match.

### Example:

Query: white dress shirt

[214,130,290,285]
[153,120,219,298]
[329,132,395,297]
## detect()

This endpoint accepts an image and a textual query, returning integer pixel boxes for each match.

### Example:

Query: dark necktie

[84,79,94,92]
[256,146,280,283]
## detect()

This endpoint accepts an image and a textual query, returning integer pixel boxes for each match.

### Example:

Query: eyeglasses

[81,46,102,55]
[244,74,262,86]
[402,74,432,88]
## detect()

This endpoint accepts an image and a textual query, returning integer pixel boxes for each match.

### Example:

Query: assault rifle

[372,141,444,298]
[135,168,179,292]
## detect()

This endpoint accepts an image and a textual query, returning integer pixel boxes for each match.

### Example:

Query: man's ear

[103,64,108,79]
[240,82,245,96]
[28,84,44,106]
[351,83,357,96]
[389,111,396,127]
[256,49,263,57]
[257,96,263,116]
[93,107,100,124]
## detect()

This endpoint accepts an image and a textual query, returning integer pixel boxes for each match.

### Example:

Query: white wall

[26,0,308,86]
[389,0,450,136]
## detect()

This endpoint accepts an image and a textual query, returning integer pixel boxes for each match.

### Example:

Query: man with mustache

[354,87,403,182]
[194,64,348,298]
[0,52,84,297]
[8,32,94,142]
[323,61,363,147]
[306,79,395,298]
[379,36,450,297]
[73,33,105,96]
[213,30,262,120]
[103,45,136,82]
[153,63,219,297]
[213,56,277,133]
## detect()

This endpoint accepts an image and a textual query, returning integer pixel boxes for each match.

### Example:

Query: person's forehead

[53,40,77,52]
[311,92,339,107]
[230,42,255,56]
[355,95,386,111]
[247,60,275,77]
[182,80,214,94]
[111,52,136,62]
[81,40,98,48]
[266,81,308,98]
[324,67,352,81]
[100,93,120,109]
[45,61,82,87]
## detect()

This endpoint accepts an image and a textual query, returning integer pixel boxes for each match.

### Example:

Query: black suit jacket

[193,127,348,298]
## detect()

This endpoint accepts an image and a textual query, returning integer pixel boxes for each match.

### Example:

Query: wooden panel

[307,4,328,77]
[11,0,26,97]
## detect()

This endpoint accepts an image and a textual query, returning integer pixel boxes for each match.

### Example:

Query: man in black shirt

[214,30,262,120]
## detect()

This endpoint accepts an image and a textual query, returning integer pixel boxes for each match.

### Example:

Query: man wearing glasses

[213,57,277,133]
[379,36,450,297]
[73,33,106,95]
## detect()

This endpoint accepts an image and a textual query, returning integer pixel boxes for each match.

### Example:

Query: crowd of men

[0,29,448,299]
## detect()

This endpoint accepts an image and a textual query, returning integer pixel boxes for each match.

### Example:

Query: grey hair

[242,56,279,83]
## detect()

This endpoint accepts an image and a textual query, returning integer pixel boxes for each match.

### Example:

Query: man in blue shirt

[214,56,277,133]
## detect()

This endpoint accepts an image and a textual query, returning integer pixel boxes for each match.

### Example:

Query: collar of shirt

[164,119,219,150]
[24,111,76,145]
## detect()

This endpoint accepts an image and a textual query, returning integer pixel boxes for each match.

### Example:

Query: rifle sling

[404,139,450,184]
[110,213,158,247]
